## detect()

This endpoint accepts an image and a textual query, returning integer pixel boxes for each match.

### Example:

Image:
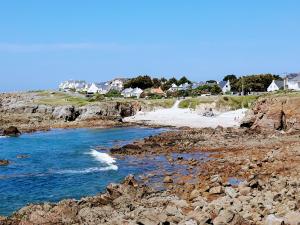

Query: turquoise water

[0,127,165,216]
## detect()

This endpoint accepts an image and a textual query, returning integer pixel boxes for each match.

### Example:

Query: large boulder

[241,95,300,132]
[3,126,21,136]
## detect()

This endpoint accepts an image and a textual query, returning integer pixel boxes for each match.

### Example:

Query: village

[58,73,300,99]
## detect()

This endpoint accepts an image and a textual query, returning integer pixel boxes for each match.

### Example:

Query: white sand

[124,100,247,128]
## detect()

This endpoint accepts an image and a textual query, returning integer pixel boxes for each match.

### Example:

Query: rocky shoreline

[1,93,300,224]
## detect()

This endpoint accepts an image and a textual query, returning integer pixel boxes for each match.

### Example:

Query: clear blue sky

[0,0,299,92]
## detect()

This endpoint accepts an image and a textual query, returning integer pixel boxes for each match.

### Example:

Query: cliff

[241,93,300,132]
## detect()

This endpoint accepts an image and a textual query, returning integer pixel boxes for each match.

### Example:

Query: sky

[0,0,300,92]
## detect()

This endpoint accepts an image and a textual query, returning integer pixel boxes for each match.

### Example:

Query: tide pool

[0,127,165,216]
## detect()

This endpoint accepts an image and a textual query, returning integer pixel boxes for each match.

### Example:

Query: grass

[142,98,176,109]
[215,95,259,109]
[35,92,90,106]
[178,95,259,110]
[178,97,215,109]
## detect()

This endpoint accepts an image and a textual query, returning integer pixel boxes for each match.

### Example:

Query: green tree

[223,75,237,81]
[105,89,121,98]
[178,76,191,85]
[206,80,217,84]
[152,78,162,88]
[124,75,153,89]
[210,84,222,95]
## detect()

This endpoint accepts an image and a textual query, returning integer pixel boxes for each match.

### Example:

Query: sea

[0,127,166,216]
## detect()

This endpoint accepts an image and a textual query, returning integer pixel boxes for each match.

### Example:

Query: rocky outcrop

[241,95,300,132]
[0,92,143,132]
[2,126,21,136]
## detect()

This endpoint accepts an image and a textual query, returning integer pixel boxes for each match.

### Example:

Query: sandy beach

[123,100,247,128]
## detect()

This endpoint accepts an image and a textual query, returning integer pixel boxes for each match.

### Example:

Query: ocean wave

[89,149,117,165]
[55,165,118,175]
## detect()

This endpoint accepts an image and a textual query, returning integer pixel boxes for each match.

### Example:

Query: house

[284,73,300,91]
[87,82,110,94]
[178,83,191,91]
[150,87,166,96]
[121,87,143,98]
[168,83,179,92]
[131,87,143,98]
[191,82,205,89]
[109,78,128,91]
[267,80,284,92]
[121,88,133,98]
[59,80,87,92]
[218,80,231,93]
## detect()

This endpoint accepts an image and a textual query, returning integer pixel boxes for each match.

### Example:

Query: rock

[225,187,238,198]
[163,176,173,183]
[189,189,200,200]
[213,210,234,225]
[0,160,9,166]
[238,186,251,196]
[122,174,138,187]
[210,174,222,183]
[3,126,21,136]
[52,106,79,121]
[284,211,300,225]
[209,186,223,194]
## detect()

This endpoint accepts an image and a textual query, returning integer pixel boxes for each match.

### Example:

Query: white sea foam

[88,149,118,170]
[55,165,118,175]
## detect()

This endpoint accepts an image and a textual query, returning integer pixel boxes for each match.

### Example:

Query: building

[121,87,143,98]
[150,87,166,96]
[284,73,300,91]
[109,78,128,91]
[267,80,284,92]
[59,80,88,92]
[87,82,110,94]
[168,83,179,92]
[218,80,231,94]
[191,82,205,89]
[178,83,191,91]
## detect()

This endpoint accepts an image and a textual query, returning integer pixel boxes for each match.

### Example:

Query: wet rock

[3,126,21,136]
[16,154,30,159]
[0,159,9,166]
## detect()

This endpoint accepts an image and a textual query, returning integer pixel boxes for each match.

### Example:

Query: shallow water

[0,127,165,216]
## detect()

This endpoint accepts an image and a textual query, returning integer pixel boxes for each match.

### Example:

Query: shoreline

[1,126,300,224]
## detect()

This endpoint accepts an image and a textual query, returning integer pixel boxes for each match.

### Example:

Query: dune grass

[178,97,215,109]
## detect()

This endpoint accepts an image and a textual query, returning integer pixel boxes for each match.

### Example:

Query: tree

[223,75,237,82]
[105,89,121,98]
[124,75,153,89]
[210,84,222,95]
[152,78,161,88]
[206,80,217,84]
[178,76,191,85]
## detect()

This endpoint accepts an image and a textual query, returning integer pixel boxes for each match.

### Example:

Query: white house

[109,78,127,91]
[87,82,110,94]
[267,80,284,92]
[59,80,87,92]
[218,80,231,93]
[121,87,143,98]
[121,88,133,98]
[285,73,300,91]
[131,87,143,98]
[178,83,191,91]
[168,83,179,92]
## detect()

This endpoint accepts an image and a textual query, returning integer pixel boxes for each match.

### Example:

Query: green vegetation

[142,98,176,109]
[36,92,90,106]
[178,97,215,109]
[216,95,259,109]
[178,95,259,110]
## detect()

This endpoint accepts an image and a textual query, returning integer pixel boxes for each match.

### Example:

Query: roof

[274,80,284,88]
[286,73,300,81]
[93,82,110,90]
[218,81,228,88]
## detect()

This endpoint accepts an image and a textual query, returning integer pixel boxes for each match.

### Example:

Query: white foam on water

[88,149,118,170]
[55,165,118,175]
